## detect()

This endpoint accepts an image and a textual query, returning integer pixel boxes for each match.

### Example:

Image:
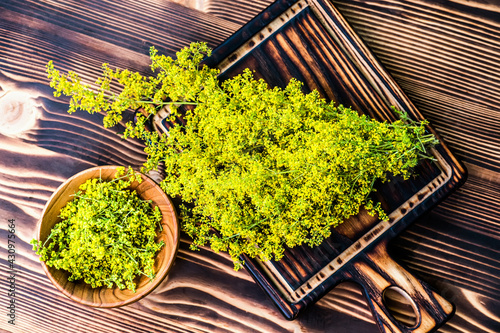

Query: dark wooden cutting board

[154,0,467,332]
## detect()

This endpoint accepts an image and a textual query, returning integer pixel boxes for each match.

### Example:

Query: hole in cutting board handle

[382,286,419,328]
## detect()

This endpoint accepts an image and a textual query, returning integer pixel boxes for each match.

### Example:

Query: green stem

[223,219,265,240]
[42,231,55,247]
[349,171,365,197]
[138,269,155,280]
[123,249,138,264]
[102,93,198,107]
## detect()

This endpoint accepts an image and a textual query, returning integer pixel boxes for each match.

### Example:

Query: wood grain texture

[342,239,454,333]
[0,0,498,332]
[203,0,274,25]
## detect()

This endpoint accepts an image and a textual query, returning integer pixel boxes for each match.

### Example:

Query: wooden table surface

[0,0,498,332]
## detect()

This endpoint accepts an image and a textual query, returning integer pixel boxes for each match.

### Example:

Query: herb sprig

[46,43,438,269]
[32,167,164,292]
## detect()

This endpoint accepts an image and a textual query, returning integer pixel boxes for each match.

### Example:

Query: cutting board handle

[345,239,454,333]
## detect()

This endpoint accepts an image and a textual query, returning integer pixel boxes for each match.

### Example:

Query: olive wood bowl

[35,165,180,307]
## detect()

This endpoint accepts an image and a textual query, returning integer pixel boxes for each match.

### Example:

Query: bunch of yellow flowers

[46,43,438,269]
[31,167,164,291]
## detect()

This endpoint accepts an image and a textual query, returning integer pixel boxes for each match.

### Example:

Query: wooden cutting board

[154,0,467,332]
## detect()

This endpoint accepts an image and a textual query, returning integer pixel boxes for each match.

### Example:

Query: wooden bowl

[35,165,180,307]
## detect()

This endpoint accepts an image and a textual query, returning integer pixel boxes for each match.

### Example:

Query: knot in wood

[0,91,38,136]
